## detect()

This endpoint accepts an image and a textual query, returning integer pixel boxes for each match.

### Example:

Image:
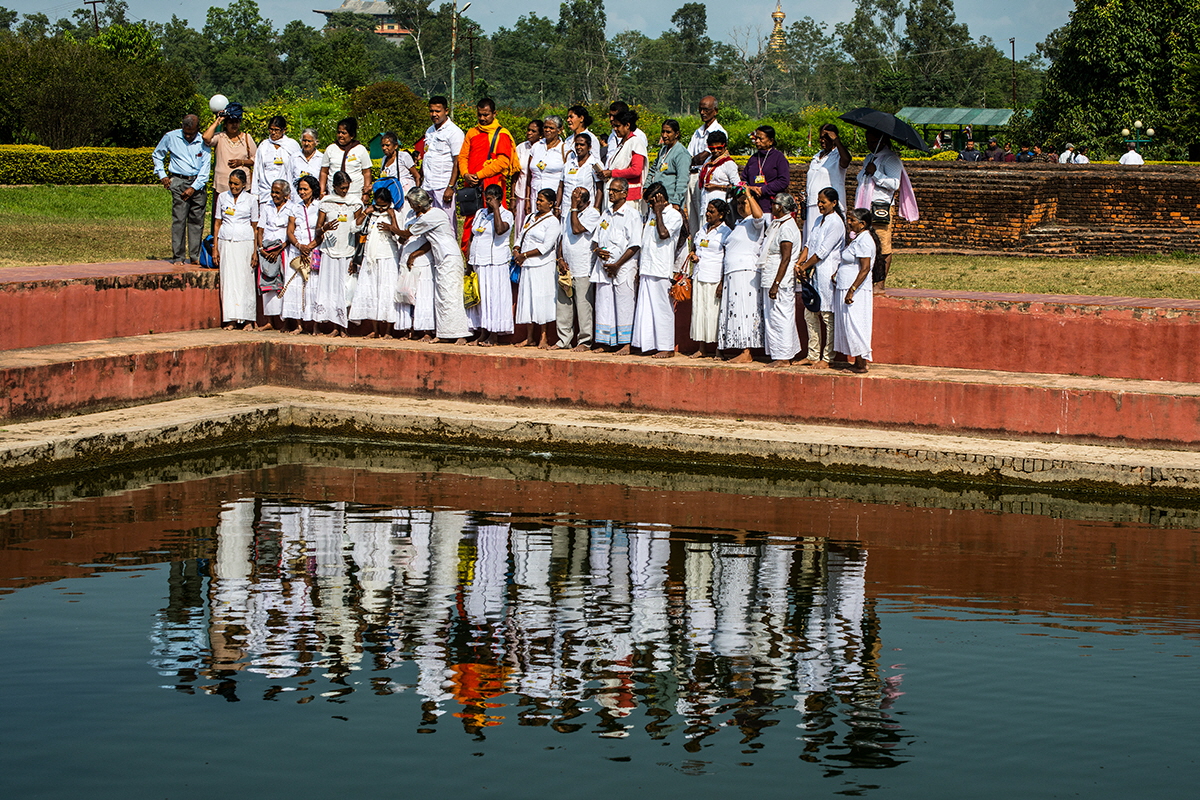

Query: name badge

[754,174,765,184]
[600,220,610,230]
[699,239,709,248]
[348,154,358,162]
[223,206,235,216]
[337,213,348,223]
[474,224,486,234]
[568,168,578,175]
[537,161,547,170]
[274,156,284,165]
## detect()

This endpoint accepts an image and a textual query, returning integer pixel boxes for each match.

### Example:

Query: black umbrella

[839,107,930,153]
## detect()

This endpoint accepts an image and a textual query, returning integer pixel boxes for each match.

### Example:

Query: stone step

[2,330,1199,448]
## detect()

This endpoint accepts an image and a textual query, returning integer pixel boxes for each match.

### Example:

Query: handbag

[799,276,821,313]
[557,268,573,297]
[870,200,892,226]
[668,272,692,305]
[456,128,502,216]
[373,176,405,209]
[463,270,481,308]
[509,258,521,284]
[257,238,285,293]
[199,235,215,269]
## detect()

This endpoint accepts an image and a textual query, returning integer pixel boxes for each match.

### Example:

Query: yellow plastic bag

[463,270,481,308]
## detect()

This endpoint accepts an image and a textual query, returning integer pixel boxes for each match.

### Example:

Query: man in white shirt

[590,179,642,354]
[421,95,465,222]
[1119,143,1145,165]
[557,186,601,351]
[685,95,728,231]
[1058,143,1076,164]
[860,129,904,289]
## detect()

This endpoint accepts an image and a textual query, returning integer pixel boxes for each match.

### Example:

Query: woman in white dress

[793,187,845,368]
[631,181,683,358]
[566,105,602,161]
[314,171,365,336]
[319,117,373,205]
[395,187,471,344]
[759,193,802,365]
[285,175,321,333]
[255,178,293,331]
[687,199,730,358]
[717,189,767,363]
[393,204,436,341]
[349,186,401,337]
[834,208,881,374]
[212,168,259,329]
[804,124,851,243]
[512,120,542,234]
[380,131,420,195]
[252,116,301,202]
[469,184,514,347]
[527,115,568,214]
[289,129,323,190]
[561,134,601,215]
[512,188,562,348]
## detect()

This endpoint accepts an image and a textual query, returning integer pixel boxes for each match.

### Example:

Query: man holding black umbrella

[860,129,902,289]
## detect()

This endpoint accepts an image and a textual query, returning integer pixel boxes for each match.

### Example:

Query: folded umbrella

[839,107,930,152]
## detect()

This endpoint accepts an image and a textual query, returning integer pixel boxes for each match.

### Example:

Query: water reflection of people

[151,499,905,765]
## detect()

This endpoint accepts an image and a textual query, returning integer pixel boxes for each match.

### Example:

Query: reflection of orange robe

[457,122,517,251]
[451,662,511,731]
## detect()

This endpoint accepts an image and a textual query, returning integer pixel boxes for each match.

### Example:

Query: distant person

[687,199,731,359]
[858,129,906,289]
[1119,143,1145,165]
[695,131,738,226]
[396,187,472,344]
[1003,143,1016,162]
[985,138,1004,162]
[600,110,649,203]
[556,185,600,351]
[834,208,882,374]
[1073,146,1091,164]
[1058,143,1076,163]
[957,140,985,162]
[203,103,256,232]
[1033,144,1056,163]
[1015,144,1035,163]
[527,114,568,213]
[152,113,212,264]
[458,98,516,248]
[565,105,602,158]
[631,181,683,359]
[419,96,465,222]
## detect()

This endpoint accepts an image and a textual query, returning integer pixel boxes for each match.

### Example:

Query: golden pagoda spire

[769,1,786,54]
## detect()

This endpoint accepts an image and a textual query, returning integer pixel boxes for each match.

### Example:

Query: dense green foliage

[0,145,158,183]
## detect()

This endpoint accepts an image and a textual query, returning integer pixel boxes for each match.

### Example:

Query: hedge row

[0,145,157,185]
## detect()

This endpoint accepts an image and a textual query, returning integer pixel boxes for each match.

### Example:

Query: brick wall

[785,161,1200,254]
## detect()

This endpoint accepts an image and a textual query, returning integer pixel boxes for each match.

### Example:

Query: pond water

[1,443,1198,799]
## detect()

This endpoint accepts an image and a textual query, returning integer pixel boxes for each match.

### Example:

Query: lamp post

[1120,120,1155,153]
[449,1,473,121]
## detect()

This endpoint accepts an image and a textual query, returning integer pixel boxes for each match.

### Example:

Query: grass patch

[0,185,201,267]
[891,253,1200,299]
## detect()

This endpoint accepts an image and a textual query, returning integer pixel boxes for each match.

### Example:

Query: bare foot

[795,358,815,367]
[453,337,468,346]
[572,344,590,352]
[512,339,529,347]
[652,350,675,359]
[728,350,753,364]
[332,328,347,338]
[537,339,552,350]
[477,338,493,347]
[364,331,379,340]
[811,360,829,369]
[287,327,302,336]
[420,334,434,343]
[256,323,273,332]
[591,346,607,353]
[613,344,631,356]
[688,349,706,359]
[222,324,235,331]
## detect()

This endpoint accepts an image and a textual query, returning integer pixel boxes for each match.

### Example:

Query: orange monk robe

[457,120,516,251]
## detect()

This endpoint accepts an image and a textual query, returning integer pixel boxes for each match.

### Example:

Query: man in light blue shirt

[152,114,212,264]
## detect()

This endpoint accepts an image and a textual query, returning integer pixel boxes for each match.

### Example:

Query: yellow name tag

[754,174,765,184]
[274,157,284,165]
[348,155,357,162]
[223,207,235,216]
[600,220,609,230]
[300,171,311,177]
[568,168,578,175]
[537,161,547,170]
[474,224,486,234]
[699,239,709,248]
[337,213,348,223]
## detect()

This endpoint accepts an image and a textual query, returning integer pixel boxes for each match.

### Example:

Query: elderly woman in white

[253,115,301,202]
[527,115,569,214]
[290,128,324,189]
[256,178,294,331]
[512,188,563,348]
[631,181,683,358]
[760,192,802,365]
[395,187,471,344]
[313,170,365,336]
[793,187,845,368]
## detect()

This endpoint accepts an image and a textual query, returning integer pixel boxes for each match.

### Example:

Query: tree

[1032,0,1200,156]
[91,22,161,64]
[835,0,905,109]
[900,0,970,106]
[556,0,609,102]
[201,0,279,101]
[0,6,18,32]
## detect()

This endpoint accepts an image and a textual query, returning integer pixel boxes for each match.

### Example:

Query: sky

[5,0,1075,61]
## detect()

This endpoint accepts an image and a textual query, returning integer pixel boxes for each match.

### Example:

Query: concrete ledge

[3,386,1199,494]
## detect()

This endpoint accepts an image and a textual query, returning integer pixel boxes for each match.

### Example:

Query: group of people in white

[150,495,888,748]
[172,94,908,372]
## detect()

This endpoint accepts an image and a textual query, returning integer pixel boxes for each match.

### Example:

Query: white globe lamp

[209,94,229,114]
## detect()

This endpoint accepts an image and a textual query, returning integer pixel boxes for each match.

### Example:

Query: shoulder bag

[457,128,501,217]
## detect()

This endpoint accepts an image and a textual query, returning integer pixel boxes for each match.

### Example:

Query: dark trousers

[170,176,207,262]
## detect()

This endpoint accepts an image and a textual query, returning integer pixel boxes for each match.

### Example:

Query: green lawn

[3,185,1200,300]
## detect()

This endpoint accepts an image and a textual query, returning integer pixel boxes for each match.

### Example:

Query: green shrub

[351,81,427,147]
[0,145,158,185]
